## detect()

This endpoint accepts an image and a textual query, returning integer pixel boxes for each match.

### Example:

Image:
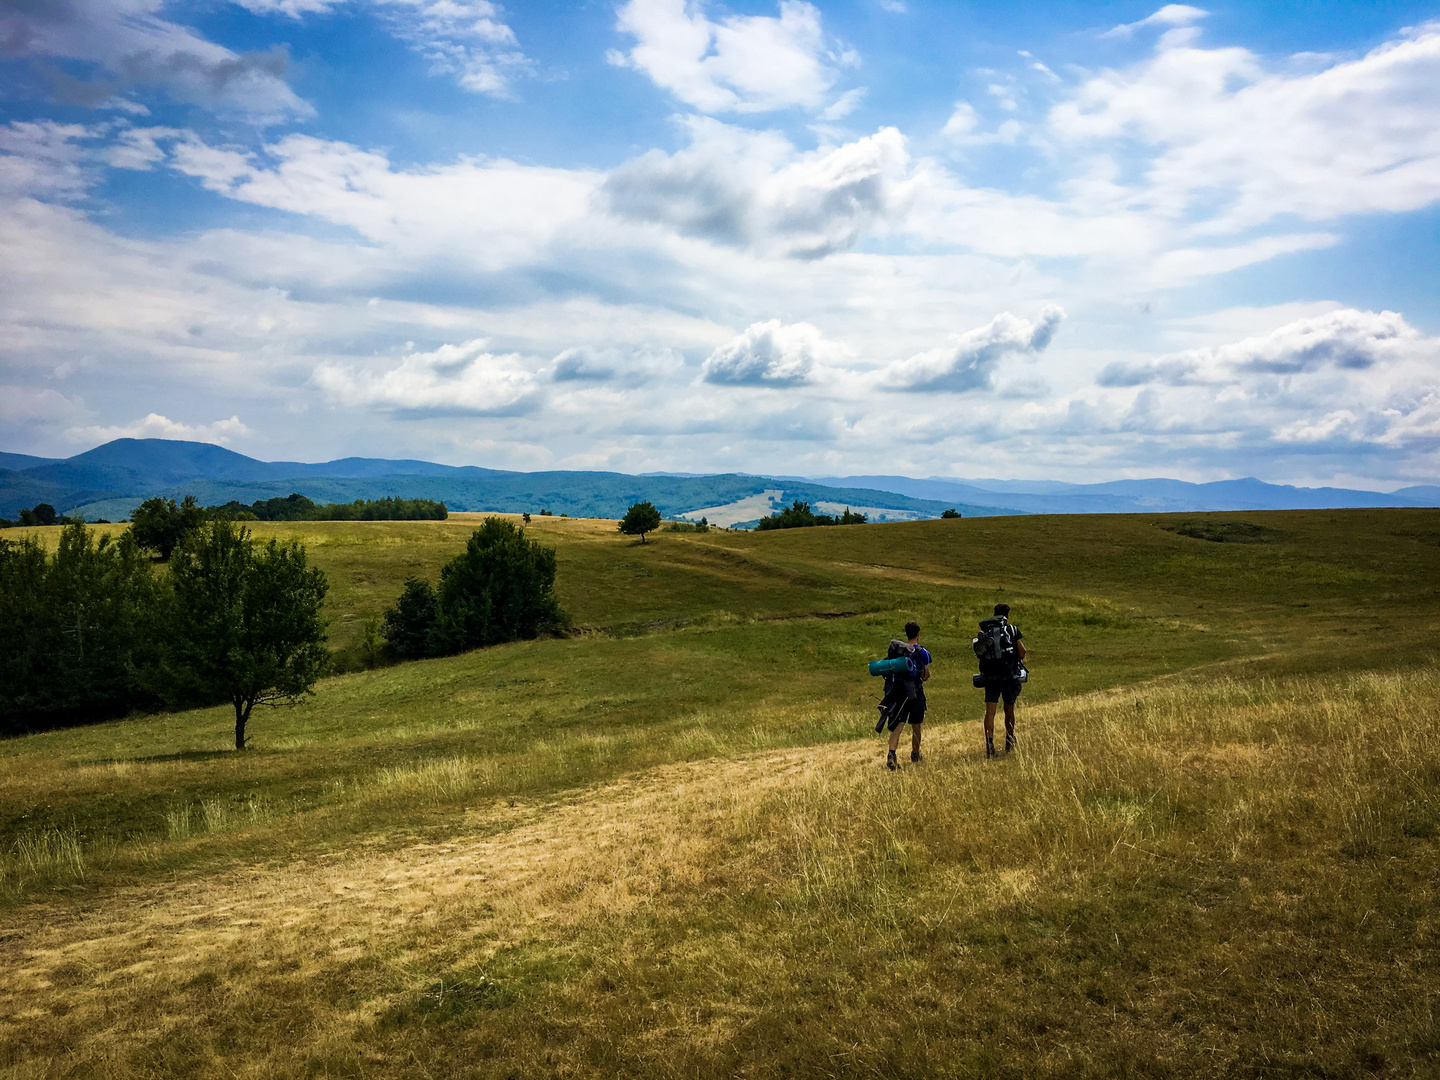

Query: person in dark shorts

[881,621,930,770]
[979,603,1025,757]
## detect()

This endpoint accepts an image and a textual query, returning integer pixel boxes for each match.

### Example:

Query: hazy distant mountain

[3,439,1432,523]
[0,452,59,471]
[802,474,1439,515]
[0,439,997,522]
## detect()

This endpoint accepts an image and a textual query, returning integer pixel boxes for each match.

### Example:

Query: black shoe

[911,751,923,763]
[887,750,898,771]
[985,739,996,759]
[1005,733,1017,753]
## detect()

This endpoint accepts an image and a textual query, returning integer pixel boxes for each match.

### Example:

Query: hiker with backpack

[873,621,931,770]
[972,603,1026,757]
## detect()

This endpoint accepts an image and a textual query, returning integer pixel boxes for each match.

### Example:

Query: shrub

[383,577,440,660]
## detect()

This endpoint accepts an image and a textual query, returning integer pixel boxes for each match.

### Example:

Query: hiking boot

[886,750,898,771]
[911,750,923,763]
[1005,733,1017,753]
[985,738,997,759]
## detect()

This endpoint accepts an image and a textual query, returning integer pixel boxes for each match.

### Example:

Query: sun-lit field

[3,510,1439,1077]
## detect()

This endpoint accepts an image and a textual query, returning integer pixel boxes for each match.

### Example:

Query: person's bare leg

[984,702,997,757]
[911,724,922,758]
[888,724,903,755]
[1004,701,1017,751]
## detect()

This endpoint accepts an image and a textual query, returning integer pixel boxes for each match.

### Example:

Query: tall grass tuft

[0,827,87,894]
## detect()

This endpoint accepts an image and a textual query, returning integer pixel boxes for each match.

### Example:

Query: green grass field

[3,510,1439,1078]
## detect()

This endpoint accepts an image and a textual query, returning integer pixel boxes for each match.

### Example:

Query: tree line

[0,521,326,745]
[1,514,565,744]
[2,494,446,537]
[755,500,867,530]
[207,493,448,523]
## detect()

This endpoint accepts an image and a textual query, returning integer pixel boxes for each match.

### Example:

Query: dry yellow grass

[4,666,1437,1077]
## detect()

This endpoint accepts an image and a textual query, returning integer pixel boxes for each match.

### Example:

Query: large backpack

[973,616,1016,674]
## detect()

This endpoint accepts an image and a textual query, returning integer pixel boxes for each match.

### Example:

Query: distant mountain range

[0,439,998,525]
[791,474,1440,516]
[1,439,1434,525]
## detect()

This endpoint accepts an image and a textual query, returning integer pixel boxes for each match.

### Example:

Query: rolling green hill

[2,510,1438,1078]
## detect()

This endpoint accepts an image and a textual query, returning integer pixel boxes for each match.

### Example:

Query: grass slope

[2,510,1439,1077]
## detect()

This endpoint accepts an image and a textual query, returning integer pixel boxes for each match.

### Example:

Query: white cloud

[884,307,1064,392]
[701,320,842,386]
[1104,5,1208,39]
[231,0,342,16]
[166,132,597,265]
[0,122,93,198]
[1083,309,1440,465]
[312,340,538,415]
[66,413,253,445]
[368,0,528,95]
[1099,308,1423,386]
[611,0,848,113]
[0,0,309,120]
[820,87,867,121]
[1052,21,1440,232]
[604,120,914,258]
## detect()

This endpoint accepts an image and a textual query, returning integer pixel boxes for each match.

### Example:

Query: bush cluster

[382,518,566,660]
[754,500,867,530]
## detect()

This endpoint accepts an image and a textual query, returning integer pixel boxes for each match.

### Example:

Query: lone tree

[130,495,206,559]
[619,501,662,543]
[163,521,328,750]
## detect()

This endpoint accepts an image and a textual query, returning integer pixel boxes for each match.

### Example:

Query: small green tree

[382,577,439,659]
[619,501,662,543]
[941,508,962,519]
[839,507,867,525]
[130,495,205,559]
[163,521,328,750]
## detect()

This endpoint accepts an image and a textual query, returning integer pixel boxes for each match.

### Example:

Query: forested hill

[0,439,1001,523]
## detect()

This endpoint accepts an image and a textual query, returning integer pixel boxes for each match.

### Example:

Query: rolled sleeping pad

[868,657,912,676]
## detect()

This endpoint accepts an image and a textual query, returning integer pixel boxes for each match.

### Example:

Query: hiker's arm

[1016,640,1026,660]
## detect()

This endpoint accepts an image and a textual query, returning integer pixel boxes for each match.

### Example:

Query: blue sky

[2,0,1438,488]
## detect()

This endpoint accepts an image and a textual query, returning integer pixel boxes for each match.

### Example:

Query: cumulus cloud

[1098,308,1422,386]
[1085,308,1440,464]
[604,121,914,257]
[0,0,309,120]
[610,0,849,113]
[312,340,538,416]
[701,319,841,386]
[884,307,1064,392]
[65,413,253,445]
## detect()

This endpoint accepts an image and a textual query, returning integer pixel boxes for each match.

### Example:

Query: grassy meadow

[2,509,1439,1077]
